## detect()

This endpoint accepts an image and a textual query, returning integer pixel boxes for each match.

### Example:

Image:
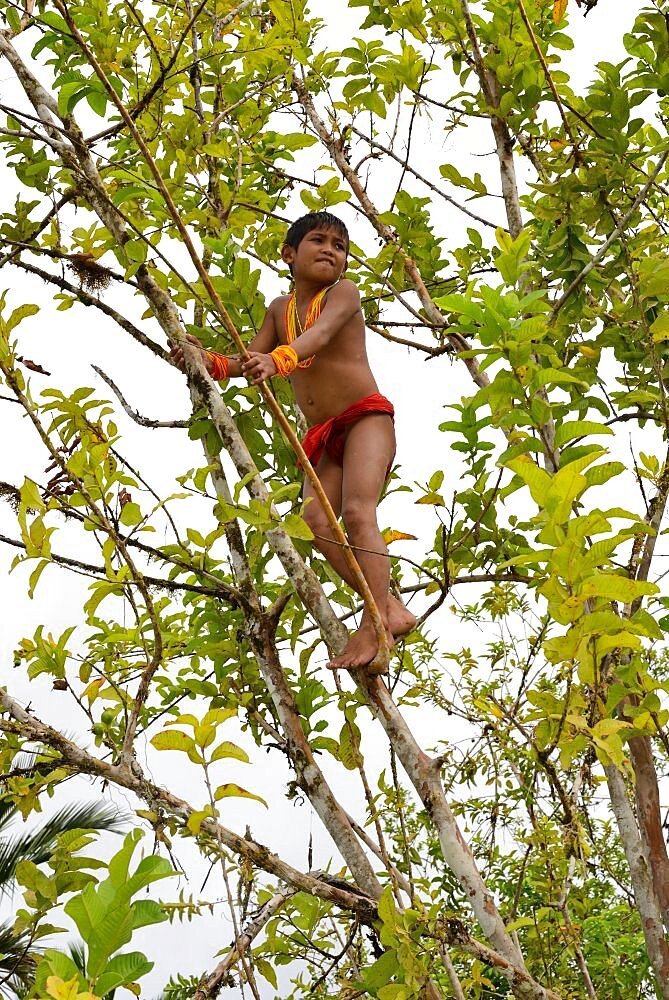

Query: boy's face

[282,226,348,284]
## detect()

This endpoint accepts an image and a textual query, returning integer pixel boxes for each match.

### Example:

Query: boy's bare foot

[387,595,417,638]
[327,621,394,673]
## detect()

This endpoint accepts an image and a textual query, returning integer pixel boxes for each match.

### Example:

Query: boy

[172,211,416,671]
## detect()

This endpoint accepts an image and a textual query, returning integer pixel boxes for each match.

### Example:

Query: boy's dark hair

[284,212,349,254]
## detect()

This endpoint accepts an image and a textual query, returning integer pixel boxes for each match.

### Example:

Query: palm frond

[0,802,127,895]
[66,940,86,975]
[0,920,37,998]
[0,802,18,837]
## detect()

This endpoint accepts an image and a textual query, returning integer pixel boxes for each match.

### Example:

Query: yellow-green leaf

[213,783,267,807]
[210,741,250,764]
[415,491,445,506]
[580,573,658,604]
[82,677,104,704]
[150,730,196,753]
[186,809,211,835]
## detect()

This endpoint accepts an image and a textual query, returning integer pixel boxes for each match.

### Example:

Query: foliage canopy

[1,1,669,998]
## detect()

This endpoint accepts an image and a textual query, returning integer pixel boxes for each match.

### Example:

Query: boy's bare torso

[270,293,380,426]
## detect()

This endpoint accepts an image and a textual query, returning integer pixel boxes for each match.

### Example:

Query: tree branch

[458,0,523,238]
[8,259,169,361]
[348,124,499,230]
[192,889,294,1000]
[0,690,378,923]
[92,366,189,427]
[0,531,241,602]
[552,150,669,317]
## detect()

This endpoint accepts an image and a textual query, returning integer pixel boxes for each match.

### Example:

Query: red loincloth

[301,392,395,470]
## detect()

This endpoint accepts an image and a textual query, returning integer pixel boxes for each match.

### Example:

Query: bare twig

[349,125,499,230]
[92,366,189,427]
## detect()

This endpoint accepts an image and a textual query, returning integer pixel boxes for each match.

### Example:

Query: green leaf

[124,239,148,264]
[5,6,21,32]
[37,952,85,994]
[86,88,108,117]
[15,860,57,902]
[28,558,49,598]
[130,899,168,930]
[338,721,360,770]
[363,949,400,990]
[377,885,397,927]
[254,957,277,989]
[20,477,45,511]
[94,952,153,995]
[494,227,532,285]
[415,491,445,506]
[119,502,143,527]
[283,512,314,540]
[506,458,551,505]
[57,80,89,118]
[585,461,625,487]
[7,303,39,333]
[650,310,669,342]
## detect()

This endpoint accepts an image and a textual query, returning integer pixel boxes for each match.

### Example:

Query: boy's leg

[327,414,398,672]
[302,419,416,668]
[302,453,348,572]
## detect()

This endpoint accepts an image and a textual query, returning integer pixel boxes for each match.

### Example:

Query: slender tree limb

[552,150,669,317]
[441,946,466,1000]
[367,323,445,355]
[458,0,524,239]
[349,124,499,230]
[412,89,491,119]
[0,531,241,602]
[343,810,412,896]
[92,366,189,428]
[192,889,295,1000]
[9,257,169,362]
[515,0,581,159]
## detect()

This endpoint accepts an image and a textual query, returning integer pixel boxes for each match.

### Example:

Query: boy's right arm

[169,302,279,380]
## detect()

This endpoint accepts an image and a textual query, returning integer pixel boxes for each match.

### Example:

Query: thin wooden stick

[52,0,390,673]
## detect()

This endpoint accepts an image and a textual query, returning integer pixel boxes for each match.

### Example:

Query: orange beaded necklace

[284,284,334,369]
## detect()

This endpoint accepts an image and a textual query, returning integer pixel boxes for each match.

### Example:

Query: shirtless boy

[172,211,416,671]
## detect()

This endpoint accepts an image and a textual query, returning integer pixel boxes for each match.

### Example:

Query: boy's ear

[281,244,295,268]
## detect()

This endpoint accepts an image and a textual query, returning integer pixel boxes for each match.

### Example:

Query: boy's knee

[303,500,330,536]
[341,498,375,535]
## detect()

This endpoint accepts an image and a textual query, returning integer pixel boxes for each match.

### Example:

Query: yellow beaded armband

[270,345,299,378]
